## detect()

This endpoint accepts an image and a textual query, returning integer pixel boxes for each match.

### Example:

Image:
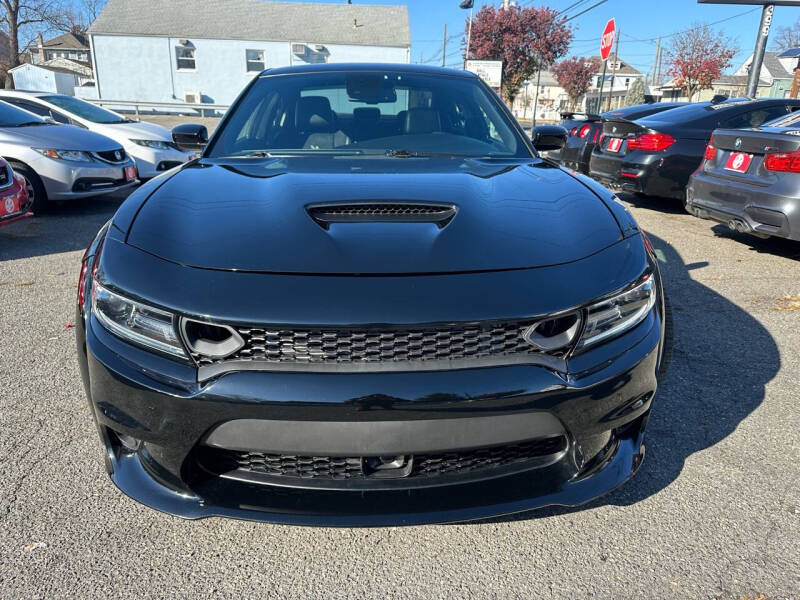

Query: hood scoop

[307,202,457,229]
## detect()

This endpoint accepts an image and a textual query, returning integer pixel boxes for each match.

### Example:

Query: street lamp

[459,0,474,67]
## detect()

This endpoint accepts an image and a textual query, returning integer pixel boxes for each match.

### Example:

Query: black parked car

[686,110,800,241]
[76,64,670,526]
[589,98,800,199]
[550,102,688,174]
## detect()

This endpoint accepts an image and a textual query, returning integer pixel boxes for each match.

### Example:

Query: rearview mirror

[172,123,208,152]
[531,125,567,152]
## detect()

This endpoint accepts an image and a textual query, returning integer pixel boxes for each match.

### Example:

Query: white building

[584,54,644,113]
[87,0,411,106]
[8,59,93,95]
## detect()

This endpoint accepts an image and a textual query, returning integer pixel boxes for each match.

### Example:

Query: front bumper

[79,302,661,525]
[125,145,192,179]
[687,172,799,241]
[29,154,139,200]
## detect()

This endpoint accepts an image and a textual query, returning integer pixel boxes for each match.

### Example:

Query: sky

[283,0,800,76]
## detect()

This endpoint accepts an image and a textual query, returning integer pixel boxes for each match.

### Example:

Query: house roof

[713,75,770,87]
[9,62,82,76]
[762,52,792,79]
[41,32,89,50]
[89,0,411,48]
[588,54,641,76]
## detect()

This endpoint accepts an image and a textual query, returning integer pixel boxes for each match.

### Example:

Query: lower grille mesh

[198,436,568,482]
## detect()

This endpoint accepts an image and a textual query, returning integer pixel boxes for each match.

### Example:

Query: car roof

[260,62,479,79]
[0,90,49,99]
[637,98,800,127]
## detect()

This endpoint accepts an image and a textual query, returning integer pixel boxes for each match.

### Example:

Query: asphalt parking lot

[1,190,798,599]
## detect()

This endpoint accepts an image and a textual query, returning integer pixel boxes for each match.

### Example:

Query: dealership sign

[465,60,502,88]
[600,18,616,61]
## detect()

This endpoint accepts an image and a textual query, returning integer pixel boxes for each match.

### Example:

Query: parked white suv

[0,91,193,179]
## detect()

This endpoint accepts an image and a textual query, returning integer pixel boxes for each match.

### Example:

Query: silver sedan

[0,100,137,212]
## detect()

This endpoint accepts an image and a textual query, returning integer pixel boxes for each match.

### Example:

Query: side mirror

[172,123,208,152]
[531,125,567,152]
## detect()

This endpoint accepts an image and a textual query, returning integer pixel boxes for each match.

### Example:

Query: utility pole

[442,24,447,67]
[532,63,542,129]
[651,36,661,86]
[597,61,607,114]
[746,3,774,98]
[607,29,620,111]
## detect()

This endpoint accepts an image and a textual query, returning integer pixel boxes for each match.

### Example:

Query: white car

[0,91,193,179]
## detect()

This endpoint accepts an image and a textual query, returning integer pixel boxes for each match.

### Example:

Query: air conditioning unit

[184,91,202,105]
[292,43,307,56]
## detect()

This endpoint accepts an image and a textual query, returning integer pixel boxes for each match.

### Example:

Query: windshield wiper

[13,121,50,127]
[385,149,433,158]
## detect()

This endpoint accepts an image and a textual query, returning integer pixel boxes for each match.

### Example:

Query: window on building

[246,49,265,73]
[176,46,196,70]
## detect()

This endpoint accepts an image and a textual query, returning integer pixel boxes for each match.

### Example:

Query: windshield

[42,95,126,124]
[0,100,48,127]
[207,71,531,158]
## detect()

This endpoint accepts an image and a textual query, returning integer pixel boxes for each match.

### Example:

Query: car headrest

[296,96,335,132]
[404,108,441,135]
[353,107,380,122]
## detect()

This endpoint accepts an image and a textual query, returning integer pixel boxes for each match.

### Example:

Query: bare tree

[0,0,67,87]
[51,0,106,34]
[771,18,800,51]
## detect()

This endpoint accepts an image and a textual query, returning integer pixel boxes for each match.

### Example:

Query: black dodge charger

[76,64,670,526]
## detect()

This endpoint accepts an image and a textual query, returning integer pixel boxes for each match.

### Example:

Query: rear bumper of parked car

[687,171,799,241]
[589,145,703,200]
[77,298,663,526]
[30,154,139,200]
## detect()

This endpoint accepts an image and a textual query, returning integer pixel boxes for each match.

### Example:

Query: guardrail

[87,99,230,118]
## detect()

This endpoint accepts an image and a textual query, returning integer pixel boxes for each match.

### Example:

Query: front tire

[9,161,47,213]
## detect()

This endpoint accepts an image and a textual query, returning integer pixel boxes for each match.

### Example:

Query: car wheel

[657,292,674,382]
[9,162,48,213]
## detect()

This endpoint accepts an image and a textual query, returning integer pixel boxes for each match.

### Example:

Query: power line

[621,7,759,44]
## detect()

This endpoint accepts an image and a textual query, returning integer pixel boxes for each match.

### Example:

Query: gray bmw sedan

[686,110,800,241]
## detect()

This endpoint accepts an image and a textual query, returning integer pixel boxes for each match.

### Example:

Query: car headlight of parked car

[91,280,186,358]
[576,273,657,350]
[33,148,93,162]
[130,139,178,150]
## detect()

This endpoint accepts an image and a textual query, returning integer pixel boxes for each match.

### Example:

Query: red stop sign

[600,18,616,61]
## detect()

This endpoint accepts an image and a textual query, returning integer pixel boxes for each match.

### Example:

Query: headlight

[130,139,175,150]
[91,281,187,358]
[576,273,657,350]
[33,148,93,162]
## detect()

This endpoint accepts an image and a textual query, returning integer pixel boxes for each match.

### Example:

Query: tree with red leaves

[552,56,600,110]
[467,4,572,105]
[665,24,737,101]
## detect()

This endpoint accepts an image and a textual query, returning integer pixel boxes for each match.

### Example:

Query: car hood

[0,123,121,150]
[96,120,172,141]
[124,157,623,274]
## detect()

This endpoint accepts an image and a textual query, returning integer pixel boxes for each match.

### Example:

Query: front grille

[72,177,127,192]
[191,320,546,367]
[307,202,456,227]
[94,148,127,163]
[197,436,568,482]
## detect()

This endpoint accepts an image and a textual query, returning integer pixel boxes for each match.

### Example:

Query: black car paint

[76,64,666,525]
[589,99,800,199]
[552,103,689,174]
